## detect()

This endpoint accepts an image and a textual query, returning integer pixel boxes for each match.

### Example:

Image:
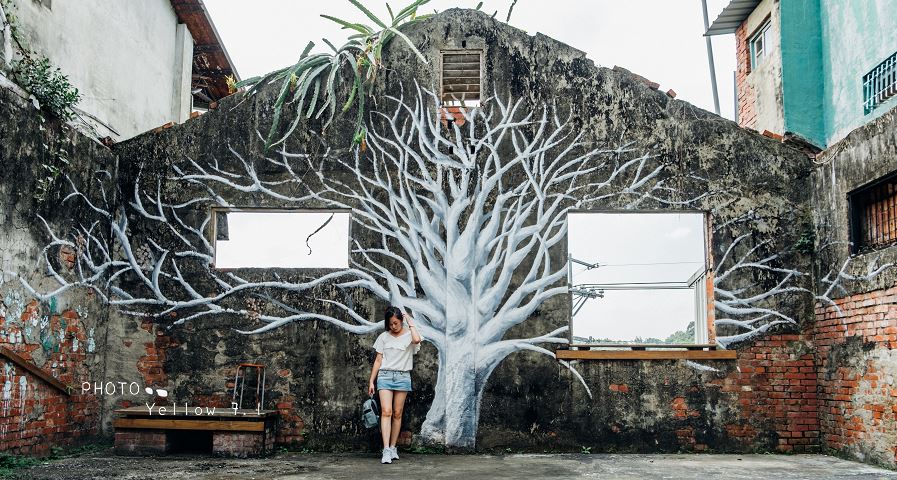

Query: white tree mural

[11,87,693,448]
[13,84,891,448]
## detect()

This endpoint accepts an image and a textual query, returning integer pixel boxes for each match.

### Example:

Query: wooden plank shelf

[556,349,737,360]
[566,343,719,351]
[113,417,265,432]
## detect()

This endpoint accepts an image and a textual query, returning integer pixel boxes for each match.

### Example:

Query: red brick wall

[814,287,897,467]
[135,318,174,397]
[114,429,169,455]
[713,334,821,452]
[0,302,101,455]
[735,22,758,129]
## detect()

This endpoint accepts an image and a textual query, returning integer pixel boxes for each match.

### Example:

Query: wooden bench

[556,343,737,360]
[113,406,277,457]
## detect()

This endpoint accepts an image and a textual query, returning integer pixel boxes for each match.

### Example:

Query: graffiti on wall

[712,213,895,347]
[0,363,27,439]
[0,283,96,444]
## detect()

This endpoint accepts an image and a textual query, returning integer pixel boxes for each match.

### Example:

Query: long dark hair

[383,305,403,331]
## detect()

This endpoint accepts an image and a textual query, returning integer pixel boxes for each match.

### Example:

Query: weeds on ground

[0,453,42,477]
[0,442,109,477]
[408,445,446,454]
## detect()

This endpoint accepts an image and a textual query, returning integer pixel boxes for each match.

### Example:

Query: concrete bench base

[114,428,275,457]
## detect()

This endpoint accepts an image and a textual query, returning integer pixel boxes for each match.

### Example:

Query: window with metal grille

[849,171,897,253]
[440,50,482,106]
[863,51,897,114]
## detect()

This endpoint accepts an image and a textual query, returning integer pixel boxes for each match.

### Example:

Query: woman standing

[368,306,423,464]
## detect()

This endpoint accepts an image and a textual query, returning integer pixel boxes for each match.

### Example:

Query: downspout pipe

[701,0,721,115]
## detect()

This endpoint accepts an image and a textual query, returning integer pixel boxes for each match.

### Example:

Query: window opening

[567,212,712,346]
[441,50,482,107]
[749,19,772,70]
[213,210,351,269]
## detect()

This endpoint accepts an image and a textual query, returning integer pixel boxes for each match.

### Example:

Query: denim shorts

[377,370,412,392]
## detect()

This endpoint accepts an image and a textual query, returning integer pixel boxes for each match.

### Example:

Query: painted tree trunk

[419,349,447,444]
[420,345,480,450]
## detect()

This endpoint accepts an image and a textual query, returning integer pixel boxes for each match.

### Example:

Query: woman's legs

[378,389,394,448]
[390,390,408,448]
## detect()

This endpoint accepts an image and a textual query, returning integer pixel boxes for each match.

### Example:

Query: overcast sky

[216,212,351,268]
[568,212,706,341]
[204,0,737,120]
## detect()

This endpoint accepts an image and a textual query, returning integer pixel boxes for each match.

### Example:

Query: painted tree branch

[712,219,895,347]
[15,85,685,448]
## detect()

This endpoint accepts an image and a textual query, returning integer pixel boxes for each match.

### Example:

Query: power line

[574,260,703,272]
[600,261,703,267]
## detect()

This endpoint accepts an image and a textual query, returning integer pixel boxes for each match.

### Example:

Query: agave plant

[235,0,431,152]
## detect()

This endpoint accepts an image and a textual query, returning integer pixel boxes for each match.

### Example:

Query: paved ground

[7,451,897,479]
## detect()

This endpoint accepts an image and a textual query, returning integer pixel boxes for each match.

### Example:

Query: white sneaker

[390,446,399,460]
[381,447,392,464]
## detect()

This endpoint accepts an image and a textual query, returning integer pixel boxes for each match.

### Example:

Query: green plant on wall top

[14,54,81,121]
[234,0,431,152]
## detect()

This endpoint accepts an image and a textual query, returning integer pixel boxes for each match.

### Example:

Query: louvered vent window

[850,171,897,253]
[441,50,482,106]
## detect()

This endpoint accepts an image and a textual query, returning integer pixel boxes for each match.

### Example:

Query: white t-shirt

[373,330,422,371]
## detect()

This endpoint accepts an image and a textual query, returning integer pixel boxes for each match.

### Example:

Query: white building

[0,0,237,141]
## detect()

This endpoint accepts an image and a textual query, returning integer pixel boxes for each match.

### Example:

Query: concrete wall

[105,9,819,454]
[8,0,191,140]
[820,0,897,146]
[2,8,893,463]
[736,0,897,148]
[735,0,784,135]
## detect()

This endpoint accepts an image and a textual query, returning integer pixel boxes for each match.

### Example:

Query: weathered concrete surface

[811,104,897,468]
[1,4,865,461]
[0,86,114,453]
[104,7,817,454]
[737,0,785,135]
[812,104,897,295]
[8,452,897,479]
[7,0,192,139]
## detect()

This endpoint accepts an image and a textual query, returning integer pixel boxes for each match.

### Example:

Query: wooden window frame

[564,210,720,360]
[848,170,897,254]
[748,17,772,71]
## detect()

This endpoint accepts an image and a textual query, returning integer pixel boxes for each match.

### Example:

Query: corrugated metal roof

[170,0,239,102]
[704,0,761,36]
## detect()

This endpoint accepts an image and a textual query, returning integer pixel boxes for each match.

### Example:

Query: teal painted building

[707,0,897,148]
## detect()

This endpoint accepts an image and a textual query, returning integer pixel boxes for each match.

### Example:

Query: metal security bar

[850,171,897,252]
[863,51,897,115]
